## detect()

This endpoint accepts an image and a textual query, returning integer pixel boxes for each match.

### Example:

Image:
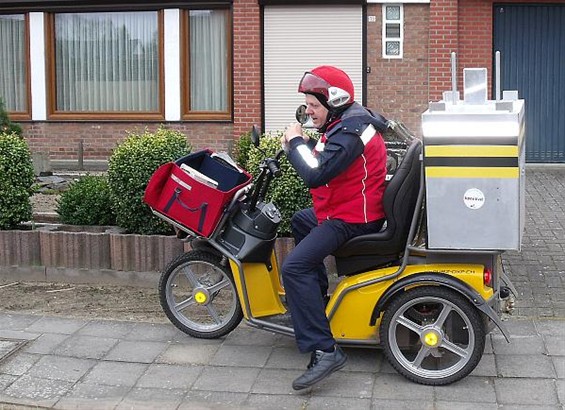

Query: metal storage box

[422,68,526,250]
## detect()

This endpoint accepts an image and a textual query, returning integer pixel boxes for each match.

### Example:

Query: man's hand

[283,122,308,144]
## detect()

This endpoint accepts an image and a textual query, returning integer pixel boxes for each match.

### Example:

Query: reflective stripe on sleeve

[297,144,320,168]
[360,124,376,146]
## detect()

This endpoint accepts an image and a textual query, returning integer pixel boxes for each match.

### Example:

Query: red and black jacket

[287,102,387,224]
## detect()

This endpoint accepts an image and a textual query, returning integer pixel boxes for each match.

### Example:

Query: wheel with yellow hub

[159,250,243,338]
[380,286,486,385]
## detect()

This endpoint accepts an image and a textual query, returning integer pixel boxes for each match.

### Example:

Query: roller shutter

[264,5,363,132]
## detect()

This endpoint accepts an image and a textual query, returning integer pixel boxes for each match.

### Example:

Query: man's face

[304,94,329,129]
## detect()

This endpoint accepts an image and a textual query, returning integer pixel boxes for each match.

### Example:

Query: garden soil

[0,193,167,323]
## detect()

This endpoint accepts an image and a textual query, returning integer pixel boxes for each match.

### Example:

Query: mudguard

[371,272,510,341]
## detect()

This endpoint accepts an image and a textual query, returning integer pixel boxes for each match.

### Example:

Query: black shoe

[292,345,347,390]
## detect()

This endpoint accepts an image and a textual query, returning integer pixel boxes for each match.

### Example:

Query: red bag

[144,150,252,237]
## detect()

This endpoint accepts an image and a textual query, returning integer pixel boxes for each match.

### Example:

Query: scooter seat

[333,139,422,276]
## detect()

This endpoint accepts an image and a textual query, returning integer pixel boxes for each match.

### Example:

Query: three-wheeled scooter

[146,63,523,386]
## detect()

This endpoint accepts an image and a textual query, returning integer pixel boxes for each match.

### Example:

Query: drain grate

[0,338,28,364]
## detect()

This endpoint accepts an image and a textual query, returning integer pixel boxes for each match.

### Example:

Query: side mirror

[250,125,261,147]
[295,104,309,125]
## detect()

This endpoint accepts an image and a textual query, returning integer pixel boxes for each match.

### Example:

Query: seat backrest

[333,138,422,259]
[379,138,422,252]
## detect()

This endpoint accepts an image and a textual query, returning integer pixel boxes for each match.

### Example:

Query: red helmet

[298,65,354,108]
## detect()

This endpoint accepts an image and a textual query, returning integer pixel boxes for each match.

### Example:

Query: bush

[233,131,253,168]
[57,175,116,226]
[107,126,191,234]
[0,133,35,229]
[0,99,22,136]
[244,131,313,236]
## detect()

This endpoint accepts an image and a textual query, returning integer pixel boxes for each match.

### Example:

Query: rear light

[483,267,493,287]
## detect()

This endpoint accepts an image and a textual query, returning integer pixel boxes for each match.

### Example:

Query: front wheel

[159,250,243,338]
[380,286,486,385]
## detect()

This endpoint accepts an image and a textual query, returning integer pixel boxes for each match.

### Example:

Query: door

[493,4,565,162]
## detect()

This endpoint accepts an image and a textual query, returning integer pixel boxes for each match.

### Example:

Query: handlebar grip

[267,160,281,178]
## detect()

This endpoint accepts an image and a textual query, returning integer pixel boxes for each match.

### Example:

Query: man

[280,65,388,390]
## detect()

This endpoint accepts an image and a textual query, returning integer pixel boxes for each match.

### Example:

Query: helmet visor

[298,72,330,99]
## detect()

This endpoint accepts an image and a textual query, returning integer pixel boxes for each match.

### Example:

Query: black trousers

[281,208,383,353]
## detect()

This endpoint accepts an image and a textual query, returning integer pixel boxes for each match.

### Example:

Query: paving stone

[492,335,546,355]
[311,370,374,399]
[52,335,119,359]
[470,353,497,377]
[544,334,565,355]
[124,322,180,342]
[264,346,309,370]
[251,368,303,395]
[192,366,260,393]
[494,378,559,406]
[496,353,556,378]
[0,352,40,376]
[0,314,41,331]
[246,393,309,410]
[55,382,131,410]
[82,361,148,387]
[77,319,136,339]
[0,373,17,390]
[552,356,565,379]
[535,320,565,336]
[210,344,272,367]
[556,379,565,405]
[370,398,434,410]
[372,373,434,401]
[435,402,497,410]
[343,347,383,373]
[116,387,185,410]
[135,363,203,389]
[103,340,168,363]
[0,374,74,408]
[156,343,219,365]
[27,355,95,383]
[434,376,496,403]
[25,316,86,334]
[179,391,249,409]
[223,325,280,346]
[23,333,69,354]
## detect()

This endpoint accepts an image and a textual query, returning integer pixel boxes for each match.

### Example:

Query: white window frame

[382,4,403,59]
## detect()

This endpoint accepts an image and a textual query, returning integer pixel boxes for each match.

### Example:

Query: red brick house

[1,0,563,166]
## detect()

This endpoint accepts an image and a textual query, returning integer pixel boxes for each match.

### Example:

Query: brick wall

[367,4,430,136]
[232,0,262,138]
[22,122,234,161]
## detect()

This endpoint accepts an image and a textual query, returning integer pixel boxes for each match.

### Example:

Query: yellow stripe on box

[426,167,519,178]
[425,145,519,157]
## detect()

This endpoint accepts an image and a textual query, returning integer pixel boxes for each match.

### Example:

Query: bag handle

[164,188,208,233]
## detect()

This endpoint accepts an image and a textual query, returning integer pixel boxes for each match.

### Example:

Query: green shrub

[0,133,34,229]
[0,99,23,136]
[107,126,191,235]
[233,131,253,168]
[245,131,313,236]
[57,175,116,226]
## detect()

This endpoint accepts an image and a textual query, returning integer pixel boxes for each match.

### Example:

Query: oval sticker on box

[464,188,485,210]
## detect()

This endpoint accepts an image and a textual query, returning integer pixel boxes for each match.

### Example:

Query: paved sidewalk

[0,167,564,409]
[0,313,564,409]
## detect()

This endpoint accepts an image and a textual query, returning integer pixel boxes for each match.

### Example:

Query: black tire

[158,250,243,338]
[380,286,486,385]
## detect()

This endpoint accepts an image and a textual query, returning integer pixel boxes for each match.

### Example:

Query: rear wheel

[380,286,485,385]
[159,250,243,338]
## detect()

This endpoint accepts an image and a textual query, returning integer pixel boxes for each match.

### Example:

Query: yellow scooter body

[229,251,492,343]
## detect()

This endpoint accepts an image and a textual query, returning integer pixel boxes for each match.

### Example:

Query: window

[0,14,29,118]
[48,11,163,119]
[182,9,232,120]
[382,5,403,59]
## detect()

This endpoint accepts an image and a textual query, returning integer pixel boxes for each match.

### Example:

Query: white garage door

[264,5,363,132]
